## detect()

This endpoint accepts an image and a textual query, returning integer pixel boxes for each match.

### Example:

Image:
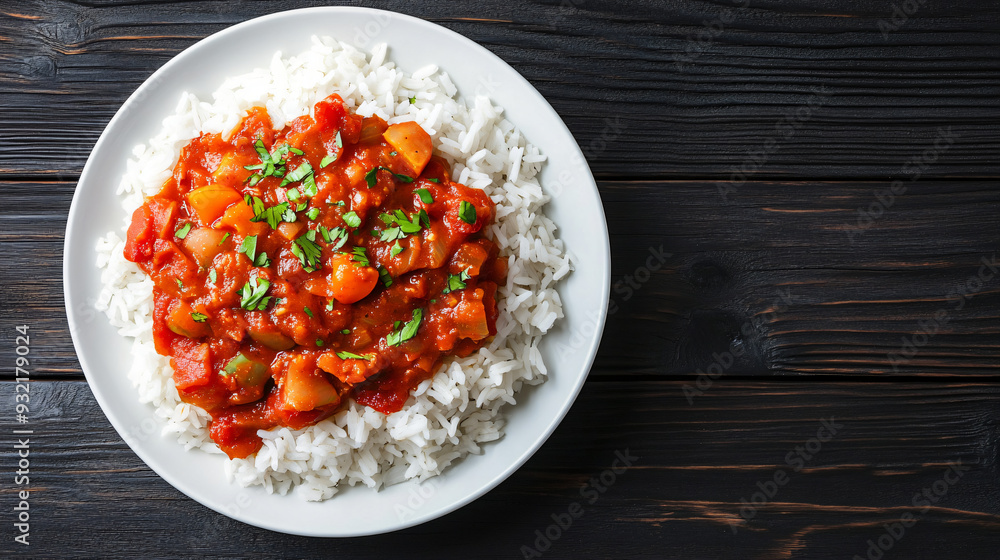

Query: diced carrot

[328,253,379,304]
[215,201,267,237]
[186,184,243,225]
[277,220,306,240]
[383,121,432,176]
[454,289,490,341]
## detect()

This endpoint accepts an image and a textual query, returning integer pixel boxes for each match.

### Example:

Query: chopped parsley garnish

[287,188,301,202]
[175,222,192,239]
[190,312,208,323]
[386,308,422,347]
[304,307,314,318]
[327,299,336,311]
[348,246,369,267]
[415,188,434,204]
[378,209,428,243]
[316,339,324,347]
[306,207,320,220]
[254,252,270,267]
[280,162,314,188]
[328,199,346,207]
[291,232,323,272]
[365,167,415,189]
[459,200,477,224]
[218,232,230,246]
[336,351,372,360]
[390,241,404,257]
[340,328,350,335]
[246,195,296,229]
[389,151,398,157]
[295,202,307,212]
[443,268,472,294]
[208,268,217,283]
[343,211,362,228]
[244,139,299,186]
[409,95,416,104]
[239,235,258,262]
[320,132,343,168]
[319,226,349,250]
[427,178,440,183]
[176,278,184,288]
[238,276,272,311]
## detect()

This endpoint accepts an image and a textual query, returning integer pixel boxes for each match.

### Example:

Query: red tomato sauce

[123,94,506,459]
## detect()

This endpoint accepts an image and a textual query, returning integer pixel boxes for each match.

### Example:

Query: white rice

[95,36,570,501]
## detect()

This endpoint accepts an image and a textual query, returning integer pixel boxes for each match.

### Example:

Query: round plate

[64,6,609,537]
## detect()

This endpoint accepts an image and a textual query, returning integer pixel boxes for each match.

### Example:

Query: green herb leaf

[378,266,393,287]
[365,166,415,188]
[443,268,472,294]
[336,351,372,360]
[386,308,423,347]
[316,339,324,347]
[239,235,258,263]
[415,188,434,204]
[427,178,440,183]
[191,312,208,323]
[287,188,301,202]
[343,211,361,228]
[249,200,294,230]
[218,232,230,246]
[176,278,184,288]
[327,300,336,311]
[409,95,416,104]
[390,241,403,257]
[348,246,369,267]
[459,200,477,224]
[280,162,314,188]
[304,307,314,318]
[340,328,350,334]
[175,222,192,239]
[208,269,217,283]
[254,252,270,267]
[238,276,272,311]
[335,130,343,149]
[320,154,337,168]
[291,234,323,272]
[306,207,320,220]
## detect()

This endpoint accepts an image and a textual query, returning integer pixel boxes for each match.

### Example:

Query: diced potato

[166,300,211,339]
[248,328,296,351]
[182,227,227,268]
[383,121,432,175]
[281,356,340,411]
[187,184,243,225]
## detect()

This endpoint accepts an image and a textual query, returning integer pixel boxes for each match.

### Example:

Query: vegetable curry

[123,94,505,459]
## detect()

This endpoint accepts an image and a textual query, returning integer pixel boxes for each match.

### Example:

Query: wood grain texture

[2,380,1000,559]
[6,177,997,380]
[0,0,998,179]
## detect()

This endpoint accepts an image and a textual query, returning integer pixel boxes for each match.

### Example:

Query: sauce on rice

[123,93,506,459]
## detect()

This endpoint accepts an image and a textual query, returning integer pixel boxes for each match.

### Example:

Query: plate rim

[64,5,610,537]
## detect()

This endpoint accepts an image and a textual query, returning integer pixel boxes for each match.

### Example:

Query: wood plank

[2,379,999,558]
[6,178,998,379]
[1,1,999,179]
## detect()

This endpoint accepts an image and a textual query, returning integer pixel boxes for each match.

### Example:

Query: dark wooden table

[3,1,1000,558]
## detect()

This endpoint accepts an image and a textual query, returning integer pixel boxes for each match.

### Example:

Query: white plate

[64,6,609,536]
